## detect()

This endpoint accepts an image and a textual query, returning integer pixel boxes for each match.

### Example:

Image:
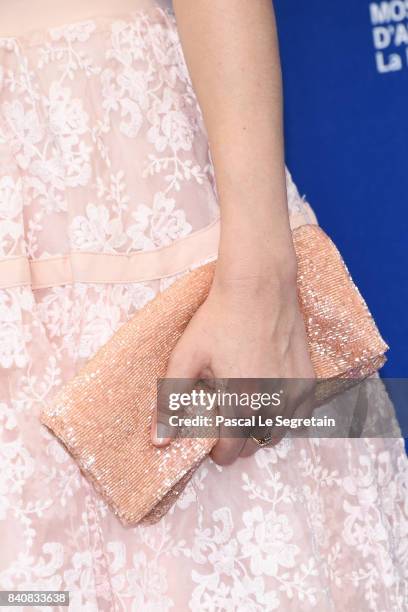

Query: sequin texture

[40,224,388,525]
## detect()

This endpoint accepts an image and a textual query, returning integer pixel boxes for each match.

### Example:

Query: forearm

[173,0,296,289]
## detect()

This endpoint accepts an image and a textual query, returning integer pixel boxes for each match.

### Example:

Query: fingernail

[152,436,170,446]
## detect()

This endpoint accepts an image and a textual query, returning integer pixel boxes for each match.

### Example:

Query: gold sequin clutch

[40,224,388,526]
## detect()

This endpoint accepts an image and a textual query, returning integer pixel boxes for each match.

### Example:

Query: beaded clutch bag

[40,224,388,526]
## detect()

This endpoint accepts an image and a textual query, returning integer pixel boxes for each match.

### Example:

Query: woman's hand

[151,260,315,465]
[152,0,316,465]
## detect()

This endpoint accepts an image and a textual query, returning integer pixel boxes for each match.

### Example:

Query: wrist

[212,249,298,301]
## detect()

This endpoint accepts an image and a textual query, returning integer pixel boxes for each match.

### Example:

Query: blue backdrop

[274,0,408,441]
[275,0,408,377]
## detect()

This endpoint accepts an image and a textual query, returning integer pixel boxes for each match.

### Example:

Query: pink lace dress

[0,3,407,611]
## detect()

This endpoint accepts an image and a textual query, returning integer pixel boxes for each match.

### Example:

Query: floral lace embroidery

[0,8,406,612]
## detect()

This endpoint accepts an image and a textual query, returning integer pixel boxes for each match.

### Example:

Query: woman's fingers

[210,437,246,465]
[238,378,317,457]
[150,409,171,447]
[150,344,201,447]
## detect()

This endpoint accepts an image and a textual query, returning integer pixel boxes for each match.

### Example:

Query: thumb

[151,345,202,447]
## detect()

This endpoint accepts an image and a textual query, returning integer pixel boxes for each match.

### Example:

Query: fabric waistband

[0,207,317,290]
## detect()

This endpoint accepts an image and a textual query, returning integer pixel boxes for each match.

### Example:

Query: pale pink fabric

[0,6,407,611]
